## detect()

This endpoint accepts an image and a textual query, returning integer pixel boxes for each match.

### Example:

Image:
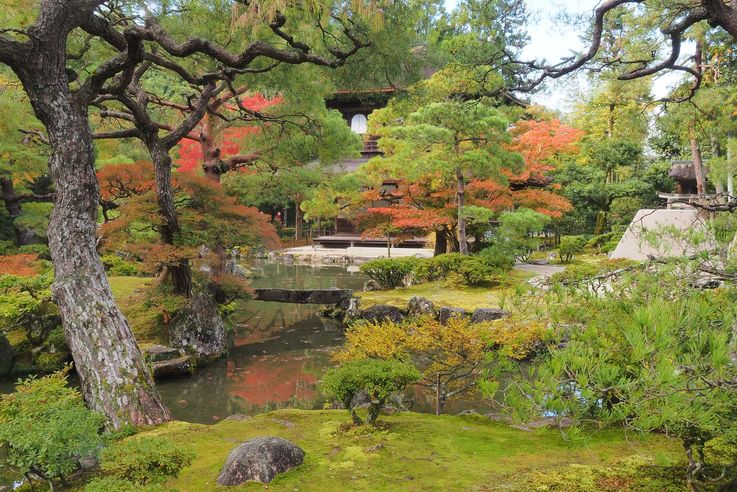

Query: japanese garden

[2,1,737,490]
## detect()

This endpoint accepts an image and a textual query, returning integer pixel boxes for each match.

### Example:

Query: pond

[155,261,368,423]
[0,261,497,487]
[0,261,493,426]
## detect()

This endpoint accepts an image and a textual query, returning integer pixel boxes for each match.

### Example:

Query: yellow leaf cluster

[487,318,548,360]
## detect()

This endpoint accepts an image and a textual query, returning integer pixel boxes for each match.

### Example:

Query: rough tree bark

[1,3,170,427]
[17,75,169,428]
[0,176,23,218]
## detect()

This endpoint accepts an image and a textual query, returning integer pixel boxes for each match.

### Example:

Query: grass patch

[357,270,532,311]
[143,409,682,491]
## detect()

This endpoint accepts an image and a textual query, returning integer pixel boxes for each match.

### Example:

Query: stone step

[151,355,195,379]
[144,344,183,363]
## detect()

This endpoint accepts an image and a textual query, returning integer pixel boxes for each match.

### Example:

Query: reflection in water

[155,261,368,423]
[0,261,493,429]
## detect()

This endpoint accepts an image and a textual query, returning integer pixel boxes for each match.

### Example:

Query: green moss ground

[357,270,532,311]
[108,275,152,301]
[144,409,682,491]
[108,276,168,346]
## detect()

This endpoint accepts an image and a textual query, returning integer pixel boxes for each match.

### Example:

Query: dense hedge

[359,247,516,289]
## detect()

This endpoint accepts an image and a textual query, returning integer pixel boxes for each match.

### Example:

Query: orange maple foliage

[97,161,155,201]
[505,119,584,185]
[98,162,279,271]
[0,254,40,277]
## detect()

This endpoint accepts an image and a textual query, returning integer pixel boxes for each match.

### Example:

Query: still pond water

[1,261,495,487]
[0,262,488,428]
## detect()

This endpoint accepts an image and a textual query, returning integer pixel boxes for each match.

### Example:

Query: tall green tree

[372,99,521,254]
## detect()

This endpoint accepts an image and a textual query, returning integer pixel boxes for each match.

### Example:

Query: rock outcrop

[362,279,382,292]
[407,296,435,317]
[360,304,406,323]
[438,307,469,324]
[217,437,305,485]
[471,308,509,323]
[169,293,229,364]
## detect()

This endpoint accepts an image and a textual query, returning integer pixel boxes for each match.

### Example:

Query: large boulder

[438,307,468,325]
[0,333,12,375]
[217,437,305,486]
[169,293,229,364]
[360,304,405,323]
[471,308,509,323]
[407,297,435,317]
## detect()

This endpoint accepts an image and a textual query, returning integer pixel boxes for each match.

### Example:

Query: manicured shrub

[477,244,516,271]
[0,369,105,485]
[457,257,495,285]
[414,253,466,281]
[359,258,417,289]
[558,235,587,263]
[101,254,141,276]
[322,358,420,425]
[100,435,194,485]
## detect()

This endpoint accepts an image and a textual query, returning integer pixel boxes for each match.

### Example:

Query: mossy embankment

[356,270,533,312]
[136,409,682,491]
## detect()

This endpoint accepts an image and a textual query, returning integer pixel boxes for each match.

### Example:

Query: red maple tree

[175,93,283,179]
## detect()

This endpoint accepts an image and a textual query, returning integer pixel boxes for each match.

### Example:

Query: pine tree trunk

[456,168,468,255]
[147,139,192,297]
[0,176,22,218]
[690,40,707,198]
[295,198,303,241]
[434,230,448,256]
[17,61,169,428]
[689,121,707,197]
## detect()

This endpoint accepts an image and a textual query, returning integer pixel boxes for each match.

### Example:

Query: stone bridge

[252,288,353,305]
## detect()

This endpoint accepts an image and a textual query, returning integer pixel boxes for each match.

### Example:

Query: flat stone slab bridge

[253,288,353,305]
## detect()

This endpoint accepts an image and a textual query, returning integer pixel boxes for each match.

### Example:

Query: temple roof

[669,160,709,182]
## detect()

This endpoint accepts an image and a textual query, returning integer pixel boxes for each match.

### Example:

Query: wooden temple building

[312,88,428,249]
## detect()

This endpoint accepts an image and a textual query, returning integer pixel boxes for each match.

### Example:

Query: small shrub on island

[322,358,420,425]
[360,258,418,289]
[558,235,587,263]
[361,250,515,290]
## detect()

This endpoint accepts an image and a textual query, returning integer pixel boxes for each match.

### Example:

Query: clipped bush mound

[99,435,194,486]
[360,258,418,289]
[322,358,420,425]
[360,251,515,290]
